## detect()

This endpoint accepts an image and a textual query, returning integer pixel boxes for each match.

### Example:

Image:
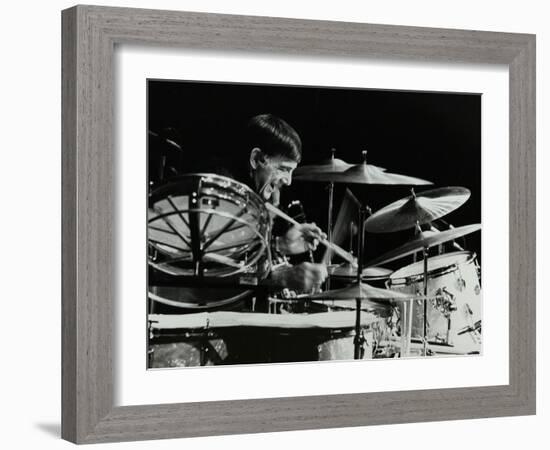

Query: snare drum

[387,251,482,354]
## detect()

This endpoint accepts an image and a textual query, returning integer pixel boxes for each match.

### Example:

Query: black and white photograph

[147,79,482,368]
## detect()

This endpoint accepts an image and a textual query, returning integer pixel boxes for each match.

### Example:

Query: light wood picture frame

[61,5,536,444]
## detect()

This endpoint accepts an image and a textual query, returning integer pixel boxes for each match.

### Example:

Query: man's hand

[277,223,327,255]
[269,262,328,292]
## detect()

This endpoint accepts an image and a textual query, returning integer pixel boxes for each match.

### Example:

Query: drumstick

[265,202,355,264]
[203,253,243,268]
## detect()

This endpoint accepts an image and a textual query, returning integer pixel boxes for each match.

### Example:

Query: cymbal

[294,148,353,177]
[315,299,393,315]
[294,149,386,178]
[328,264,393,280]
[366,224,481,267]
[296,152,431,185]
[148,129,183,151]
[365,187,471,233]
[294,157,353,175]
[303,281,417,301]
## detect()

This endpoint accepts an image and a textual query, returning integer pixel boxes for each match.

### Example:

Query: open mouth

[260,182,281,205]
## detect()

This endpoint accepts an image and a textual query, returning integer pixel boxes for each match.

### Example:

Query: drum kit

[147,149,482,366]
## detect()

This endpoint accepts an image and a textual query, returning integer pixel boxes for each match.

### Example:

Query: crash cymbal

[328,264,393,280]
[365,224,481,267]
[303,281,416,301]
[365,187,471,233]
[296,151,432,185]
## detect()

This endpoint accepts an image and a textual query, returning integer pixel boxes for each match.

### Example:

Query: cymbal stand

[326,180,334,290]
[325,148,339,290]
[413,214,421,263]
[353,204,368,359]
[422,246,429,357]
[412,220,430,357]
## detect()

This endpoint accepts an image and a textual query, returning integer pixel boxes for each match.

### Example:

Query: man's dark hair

[245,114,302,163]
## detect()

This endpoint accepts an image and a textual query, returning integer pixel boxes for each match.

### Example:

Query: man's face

[251,152,298,206]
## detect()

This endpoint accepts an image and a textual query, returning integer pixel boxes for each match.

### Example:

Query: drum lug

[433,287,457,318]
[455,276,466,291]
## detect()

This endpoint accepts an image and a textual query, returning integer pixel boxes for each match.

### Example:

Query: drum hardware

[433,287,457,316]
[349,221,356,255]
[354,204,367,359]
[327,178,334,290]
[421,246,429,356]
[457,320,481,337]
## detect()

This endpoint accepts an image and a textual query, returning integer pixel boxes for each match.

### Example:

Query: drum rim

[149,173,267,212]
[327,264,392,281]
[149,288,253,309]
[388,251,476,285]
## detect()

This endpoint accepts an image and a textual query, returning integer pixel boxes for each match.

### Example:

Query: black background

[148,79,481,269]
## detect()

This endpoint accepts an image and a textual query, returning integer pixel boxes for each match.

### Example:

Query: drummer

[234,114,328,292]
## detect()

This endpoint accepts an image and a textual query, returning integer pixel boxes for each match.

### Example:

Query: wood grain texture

[61,4,536,444]
[61,7,77,443]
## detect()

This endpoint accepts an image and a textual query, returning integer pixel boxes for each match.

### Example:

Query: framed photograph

[62,5,536,444]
